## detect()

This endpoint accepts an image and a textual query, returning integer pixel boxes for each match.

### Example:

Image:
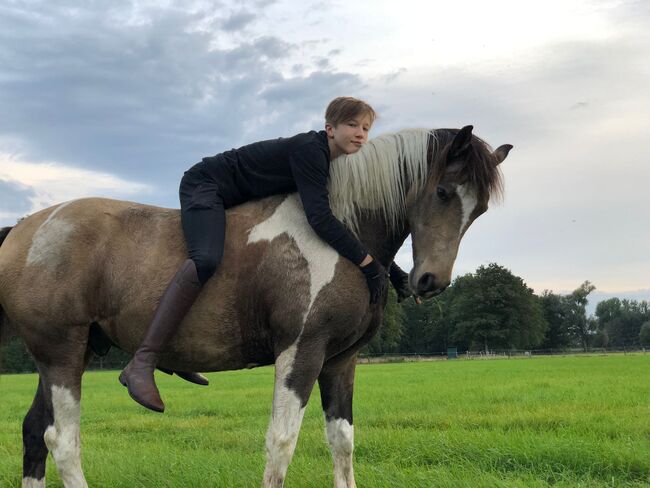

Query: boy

[120,97,410,412]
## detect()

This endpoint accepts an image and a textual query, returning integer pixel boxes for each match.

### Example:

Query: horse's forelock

[434,129,504,202]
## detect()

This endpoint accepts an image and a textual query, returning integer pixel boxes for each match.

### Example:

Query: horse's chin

[419,288,446,300]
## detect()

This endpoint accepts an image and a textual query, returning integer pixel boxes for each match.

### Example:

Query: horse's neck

[355,213,409,267]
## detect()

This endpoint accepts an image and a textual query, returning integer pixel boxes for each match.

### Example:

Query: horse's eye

[437,186,450,202]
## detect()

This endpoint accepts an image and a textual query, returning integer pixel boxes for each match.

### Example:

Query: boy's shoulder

[290,130,328,152]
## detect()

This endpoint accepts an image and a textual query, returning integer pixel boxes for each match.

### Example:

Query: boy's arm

[290,146,387,303]
[290,146,367,266]
[389,262,412,302]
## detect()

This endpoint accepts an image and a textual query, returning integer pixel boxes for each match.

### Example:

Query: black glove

[389,262,413,303]
[360,260,388,304]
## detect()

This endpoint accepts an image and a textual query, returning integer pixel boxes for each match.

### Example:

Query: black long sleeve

[290,143,368,266]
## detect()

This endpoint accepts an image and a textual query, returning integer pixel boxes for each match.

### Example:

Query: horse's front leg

[262,341,323,488]
[318,355,357,488]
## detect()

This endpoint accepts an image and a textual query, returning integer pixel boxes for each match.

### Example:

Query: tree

[364,288,404,354]
[446,263,547,352]
[596,298,649,347]
[539,291,571,349]
[563,281,596,351]
[639,322,650,347]
[1,337,36,373]
[399,292,449,353]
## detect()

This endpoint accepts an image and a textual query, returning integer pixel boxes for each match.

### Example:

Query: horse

[0,125,510,488]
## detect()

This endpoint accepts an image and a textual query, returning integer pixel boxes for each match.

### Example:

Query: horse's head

[407,126,511,298]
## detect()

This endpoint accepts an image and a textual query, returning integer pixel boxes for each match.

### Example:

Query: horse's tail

[0,226,11,247]
[0,226,13,349]
[0,304,5,373]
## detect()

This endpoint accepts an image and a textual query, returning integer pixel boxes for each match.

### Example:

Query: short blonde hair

[325,97,377,127]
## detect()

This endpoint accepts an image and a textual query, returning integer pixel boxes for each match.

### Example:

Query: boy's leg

[120,185,226,412]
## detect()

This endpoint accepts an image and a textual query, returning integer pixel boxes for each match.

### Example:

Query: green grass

[1,355,649,487]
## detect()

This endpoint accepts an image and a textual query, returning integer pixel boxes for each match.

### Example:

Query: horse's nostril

[417,273,436,293]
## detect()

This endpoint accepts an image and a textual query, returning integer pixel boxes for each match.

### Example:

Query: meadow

[1,354,649,487]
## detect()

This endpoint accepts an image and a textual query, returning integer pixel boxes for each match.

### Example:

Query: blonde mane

[328,129,435,235]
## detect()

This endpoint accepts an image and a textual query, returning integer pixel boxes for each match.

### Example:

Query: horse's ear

[448,125,473,159]
[493,144,513,165]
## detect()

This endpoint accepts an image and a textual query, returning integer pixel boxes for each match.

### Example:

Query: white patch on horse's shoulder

[457,184,478,236]
[27,201,77,269]
[44,385,88,487]
[21,477,45,488]
[248,194,339,320]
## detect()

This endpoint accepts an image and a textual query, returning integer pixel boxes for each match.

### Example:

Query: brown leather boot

[157,367,210,386]
[119,259,202,412]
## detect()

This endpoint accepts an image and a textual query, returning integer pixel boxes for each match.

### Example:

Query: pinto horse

[0,126,510,488]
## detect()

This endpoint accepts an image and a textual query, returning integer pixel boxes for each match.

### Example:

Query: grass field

[1,354,649,487]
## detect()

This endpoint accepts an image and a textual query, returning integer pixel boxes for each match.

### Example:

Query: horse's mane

[328,128,503,235]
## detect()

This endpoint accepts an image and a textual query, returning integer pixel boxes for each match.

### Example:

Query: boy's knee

[192,254,220,285]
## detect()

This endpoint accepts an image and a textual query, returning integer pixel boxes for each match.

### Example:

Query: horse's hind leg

[318,356,357,488]
[22,379,52,488]
[22,325,90,488]
[262,342,324,488]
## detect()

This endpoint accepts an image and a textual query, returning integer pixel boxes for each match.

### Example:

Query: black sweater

[195,130,368,266]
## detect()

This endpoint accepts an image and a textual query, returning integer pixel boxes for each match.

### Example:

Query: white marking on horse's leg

[248,195,340,321]
[262,344,306,488]
[21,477,45,488]
[43,386,88,488]
[326,418,357,488]
[27,201,77,268]
[457,184,478,236]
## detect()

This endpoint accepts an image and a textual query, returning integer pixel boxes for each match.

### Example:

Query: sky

[0,0,648,310]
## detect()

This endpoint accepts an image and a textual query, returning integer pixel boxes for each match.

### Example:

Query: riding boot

[119,259,202,412]
[157,367,210,386]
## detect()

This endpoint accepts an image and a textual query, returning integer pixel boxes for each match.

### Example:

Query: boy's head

[325,97,377,128]
[325,97,377,159]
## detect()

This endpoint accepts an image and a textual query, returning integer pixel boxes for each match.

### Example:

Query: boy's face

[326,113,373,159]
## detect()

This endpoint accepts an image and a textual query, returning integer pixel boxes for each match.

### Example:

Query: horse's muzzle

[413,272,450,298]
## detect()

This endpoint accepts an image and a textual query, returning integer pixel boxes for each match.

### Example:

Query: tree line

[2,263,649,372]
[365,263,650,355]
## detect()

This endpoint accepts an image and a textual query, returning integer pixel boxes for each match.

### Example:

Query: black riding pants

[179,169,227,286]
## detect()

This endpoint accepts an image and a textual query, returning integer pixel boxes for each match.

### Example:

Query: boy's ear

[325,122,335,138]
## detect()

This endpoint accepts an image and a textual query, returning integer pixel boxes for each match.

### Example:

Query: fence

[1,338,647,374]
[358,347,647,363]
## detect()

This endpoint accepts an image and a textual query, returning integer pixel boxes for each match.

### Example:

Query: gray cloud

[0,179,35,214]
[221,11,256,31]
[0,2,357,200]
[261,71,363,104]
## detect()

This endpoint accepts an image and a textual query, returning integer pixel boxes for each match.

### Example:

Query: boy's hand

[360,259,388,304]
[389,262,421,304]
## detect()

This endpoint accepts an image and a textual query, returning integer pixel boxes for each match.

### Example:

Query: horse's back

[0,198,179,325]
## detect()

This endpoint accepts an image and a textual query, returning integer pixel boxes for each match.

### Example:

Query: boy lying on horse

[120,97,412,412]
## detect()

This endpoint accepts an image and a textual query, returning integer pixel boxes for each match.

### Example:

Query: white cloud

[0,153,152,225]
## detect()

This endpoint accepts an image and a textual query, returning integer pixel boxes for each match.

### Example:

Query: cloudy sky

[0,0,648,307]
